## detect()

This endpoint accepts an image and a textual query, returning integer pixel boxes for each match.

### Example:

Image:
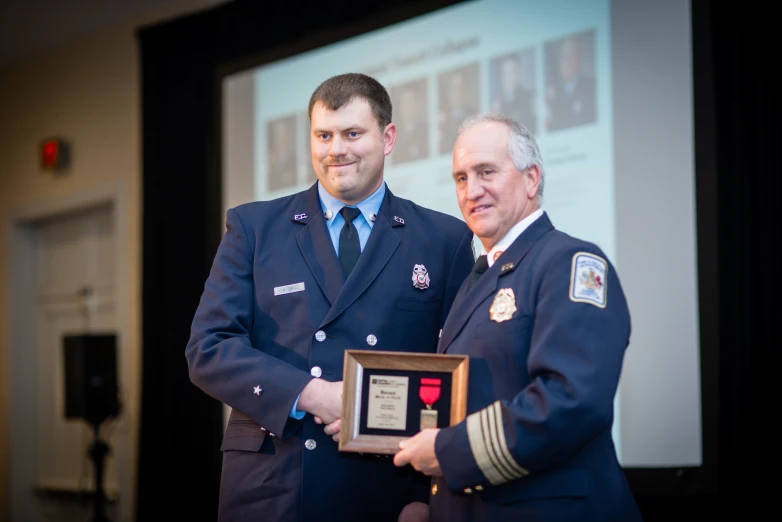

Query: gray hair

[457,113,545,198]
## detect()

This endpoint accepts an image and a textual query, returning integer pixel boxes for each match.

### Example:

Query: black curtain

[705,0,777,513]
[636,2,778,518]
[138,1,777,520]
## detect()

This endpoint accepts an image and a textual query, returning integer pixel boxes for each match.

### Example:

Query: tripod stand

[87,419,111,522]
[62,332,121,521]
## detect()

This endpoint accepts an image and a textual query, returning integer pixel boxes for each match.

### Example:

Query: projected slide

[222,0,702,469]
[254,0,615,260]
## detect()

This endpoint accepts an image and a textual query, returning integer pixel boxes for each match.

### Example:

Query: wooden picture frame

[339,349,469,455]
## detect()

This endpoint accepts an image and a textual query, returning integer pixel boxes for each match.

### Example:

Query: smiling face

[310,97,396,205]
[452,121,540,250]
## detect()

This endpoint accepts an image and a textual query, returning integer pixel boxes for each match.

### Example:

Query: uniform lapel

[296,184,344,305]
[438,270,498,354]
[439,213,555,353]
[320,188,401,328]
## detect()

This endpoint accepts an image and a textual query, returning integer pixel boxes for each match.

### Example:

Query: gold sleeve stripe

[467,410,506,485]
[485,403,524,481]
[491,401,528,477]
[467,402,529,485]
[480,407,517,483]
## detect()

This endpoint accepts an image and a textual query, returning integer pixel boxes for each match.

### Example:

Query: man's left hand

[393,428,442,476]
[323,418,341,442]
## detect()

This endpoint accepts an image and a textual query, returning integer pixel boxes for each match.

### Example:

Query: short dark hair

[308,73,392,130]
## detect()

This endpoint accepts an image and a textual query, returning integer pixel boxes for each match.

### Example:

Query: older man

[394,113,642,521]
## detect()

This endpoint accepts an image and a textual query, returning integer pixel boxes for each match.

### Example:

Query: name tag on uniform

[274,282,305,296]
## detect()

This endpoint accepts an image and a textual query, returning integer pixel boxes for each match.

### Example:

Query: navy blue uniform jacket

[186,183,474,521]
[430,212,642,521]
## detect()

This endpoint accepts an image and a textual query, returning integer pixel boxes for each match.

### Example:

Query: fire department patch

[569,252,607,308]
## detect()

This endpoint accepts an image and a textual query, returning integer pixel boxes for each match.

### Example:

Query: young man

[186,73,474,521]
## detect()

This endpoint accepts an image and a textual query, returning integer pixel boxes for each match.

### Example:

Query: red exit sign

[41,137,70,170]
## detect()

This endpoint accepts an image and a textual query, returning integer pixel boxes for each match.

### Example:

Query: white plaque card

[366,375,409,430]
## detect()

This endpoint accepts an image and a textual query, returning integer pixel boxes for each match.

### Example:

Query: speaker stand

[88,420,111,522]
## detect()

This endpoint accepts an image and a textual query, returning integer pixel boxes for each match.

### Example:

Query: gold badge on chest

[490,288,517,322]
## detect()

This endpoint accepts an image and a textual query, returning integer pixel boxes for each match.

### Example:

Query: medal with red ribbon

[419,377,441,430]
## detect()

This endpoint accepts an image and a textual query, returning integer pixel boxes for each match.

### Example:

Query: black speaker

[63,334,120,425]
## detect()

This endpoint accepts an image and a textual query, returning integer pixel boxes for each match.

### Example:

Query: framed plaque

[339,349,469,455]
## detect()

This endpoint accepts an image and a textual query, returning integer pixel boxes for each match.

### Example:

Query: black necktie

[339,206,362,277]
[468,255,489,291]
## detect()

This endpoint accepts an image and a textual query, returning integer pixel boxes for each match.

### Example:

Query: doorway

[7,188,131,522]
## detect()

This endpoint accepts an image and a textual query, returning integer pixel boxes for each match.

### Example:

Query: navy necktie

[339,207,362,277]
[468,255,489,291]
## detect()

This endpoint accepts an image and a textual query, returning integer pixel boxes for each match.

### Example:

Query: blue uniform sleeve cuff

[436,422,487,491]
[289,394,306,419]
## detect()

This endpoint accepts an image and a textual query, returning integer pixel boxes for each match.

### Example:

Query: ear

[383,122,397,156]
[524,165,541,199]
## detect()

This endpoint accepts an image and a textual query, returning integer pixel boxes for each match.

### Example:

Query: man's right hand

[297,378,342,424]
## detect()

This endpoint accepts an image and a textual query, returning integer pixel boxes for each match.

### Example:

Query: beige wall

[0,23,141,522]
[0,2,228,520]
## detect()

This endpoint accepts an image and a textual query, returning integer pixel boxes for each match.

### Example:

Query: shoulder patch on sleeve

[569,252,607,308]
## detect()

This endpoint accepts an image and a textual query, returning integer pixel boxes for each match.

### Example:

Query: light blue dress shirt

[289,181,386,418]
